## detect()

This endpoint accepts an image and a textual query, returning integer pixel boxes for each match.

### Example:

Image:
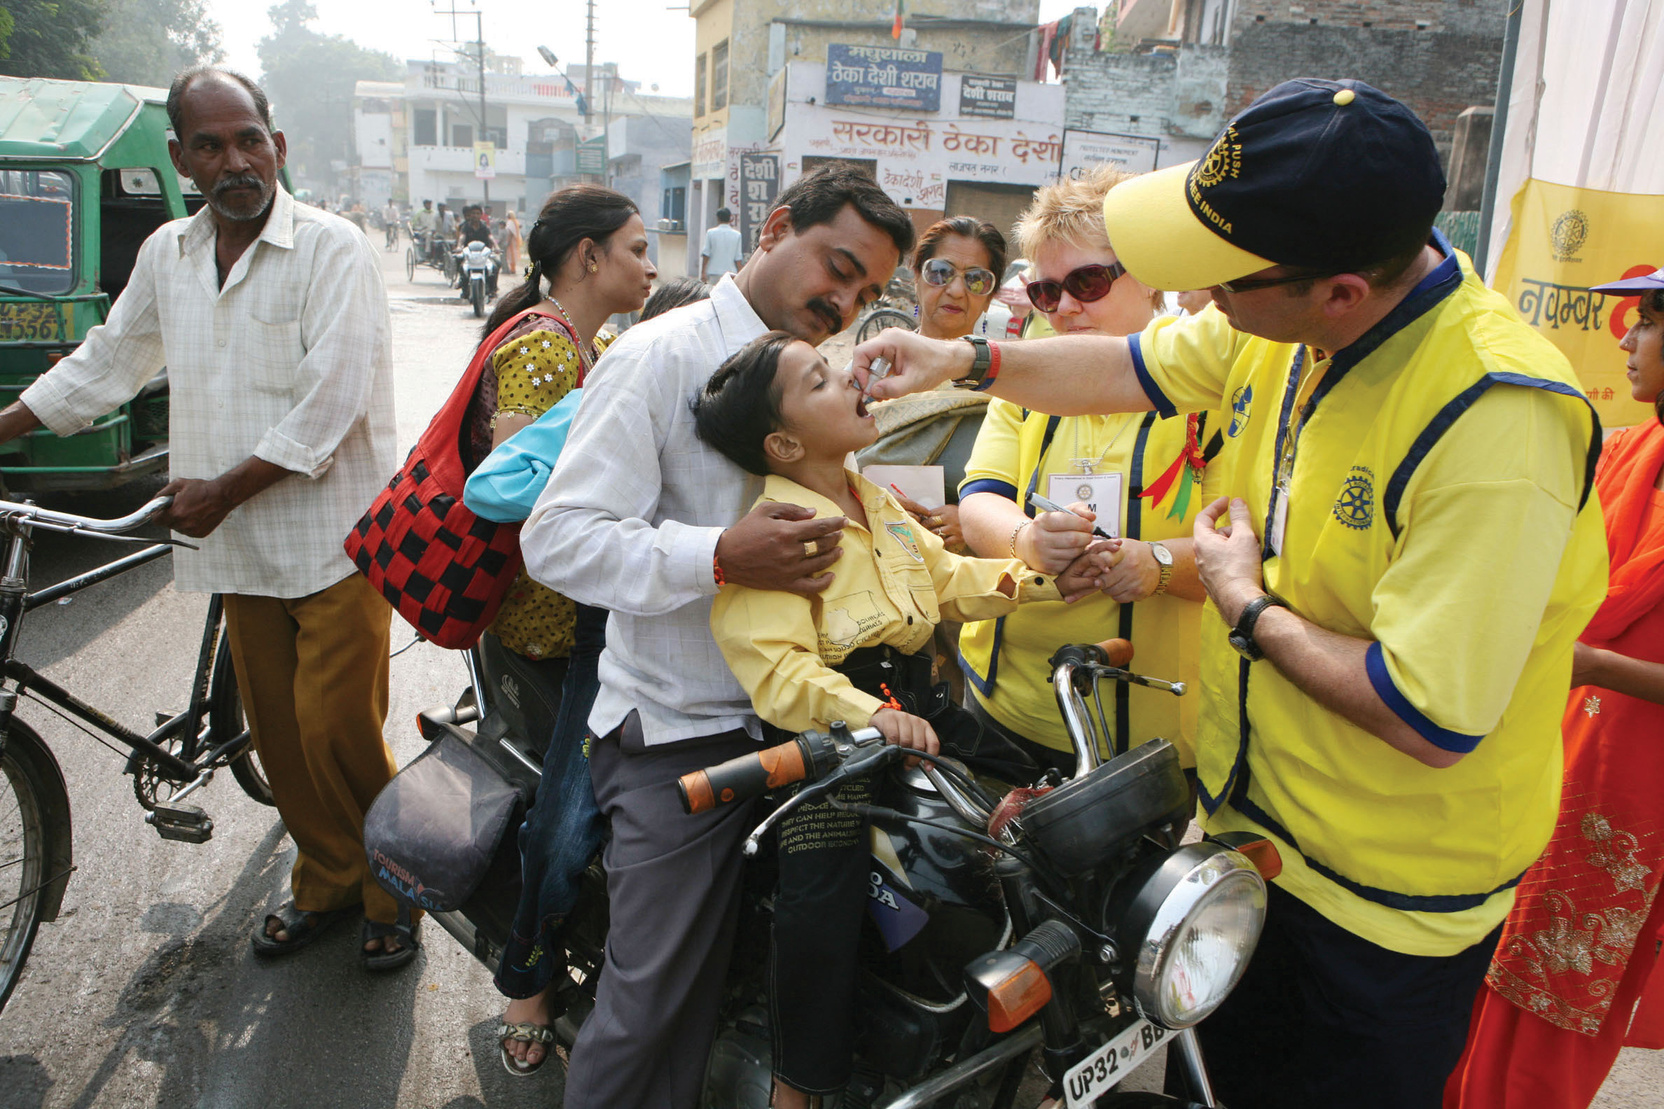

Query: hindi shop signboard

[1059,129,1162,178]
[738,154,780,253]
[959,76,1017,120]
[826,44,943,113]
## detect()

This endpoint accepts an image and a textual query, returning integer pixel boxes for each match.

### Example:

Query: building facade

[684,0,1045,272]
[353,55,691,217]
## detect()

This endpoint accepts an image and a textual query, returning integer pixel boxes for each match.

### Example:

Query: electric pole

[436,2,492,208]
[583,0,596,128]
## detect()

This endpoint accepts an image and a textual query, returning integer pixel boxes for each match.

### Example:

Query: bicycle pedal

[147,801,214,843]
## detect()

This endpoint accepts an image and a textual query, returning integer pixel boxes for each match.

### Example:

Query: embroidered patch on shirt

[885,521,924,562]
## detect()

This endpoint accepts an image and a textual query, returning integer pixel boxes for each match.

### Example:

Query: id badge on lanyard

[1269,347,1320,559]
[1048,472,1124,537]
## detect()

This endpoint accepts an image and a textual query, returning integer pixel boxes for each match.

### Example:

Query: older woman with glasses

[861,217,1008,555]
[955,167,1224,774]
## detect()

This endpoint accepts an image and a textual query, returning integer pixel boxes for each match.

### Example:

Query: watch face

[1150,542,1173,567]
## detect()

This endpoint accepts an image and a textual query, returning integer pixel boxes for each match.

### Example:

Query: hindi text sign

[738,154,780,253]
[959,75,1017,120]
[826,43,942,113]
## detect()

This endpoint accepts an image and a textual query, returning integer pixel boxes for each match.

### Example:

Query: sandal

[251,903,353,958]
[360,909,420,972]
[497,1020,556,1076]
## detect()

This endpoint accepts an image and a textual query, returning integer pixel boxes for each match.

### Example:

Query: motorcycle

[456,240,499,318]
[392,638,1275,1107]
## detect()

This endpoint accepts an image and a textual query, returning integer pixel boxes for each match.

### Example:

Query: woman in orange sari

[1446,267,1664,1107]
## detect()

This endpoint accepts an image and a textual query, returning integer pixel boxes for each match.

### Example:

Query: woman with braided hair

[462,185,658,1075]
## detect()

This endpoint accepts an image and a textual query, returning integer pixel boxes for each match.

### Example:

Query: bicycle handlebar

[0,495,173,534]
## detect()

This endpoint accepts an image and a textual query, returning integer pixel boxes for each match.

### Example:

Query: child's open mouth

[856,395,871,419]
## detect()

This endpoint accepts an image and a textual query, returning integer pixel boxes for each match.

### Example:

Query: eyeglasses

[1214,269,1337,294]
[1026,262,1127,313]
[920,257,997,296]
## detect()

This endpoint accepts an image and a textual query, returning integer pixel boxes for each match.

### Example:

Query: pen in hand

[1027,491,1114,541]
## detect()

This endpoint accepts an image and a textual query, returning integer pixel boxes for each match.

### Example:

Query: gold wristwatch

[1149,541,1174,596]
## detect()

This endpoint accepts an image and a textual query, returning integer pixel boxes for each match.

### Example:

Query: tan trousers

[224,573,400,924]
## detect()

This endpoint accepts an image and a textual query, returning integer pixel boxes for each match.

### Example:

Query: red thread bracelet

[712,553,726,586]
[973,340,1002,392]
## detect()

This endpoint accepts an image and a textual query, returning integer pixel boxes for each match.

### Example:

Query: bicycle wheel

[0,725,58,1014]
[856,308,917,346]
[210,638,273,807]
[406,245,417,283]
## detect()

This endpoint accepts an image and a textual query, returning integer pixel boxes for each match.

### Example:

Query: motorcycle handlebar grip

[677,737,813,815]
[1092,638,1134,668]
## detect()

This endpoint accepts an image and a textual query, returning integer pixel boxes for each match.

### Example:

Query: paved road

[1,236,1659,1108]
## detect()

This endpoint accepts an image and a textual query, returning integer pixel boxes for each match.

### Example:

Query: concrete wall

[1234,0,1506,36]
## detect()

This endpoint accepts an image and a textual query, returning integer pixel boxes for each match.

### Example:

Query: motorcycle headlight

[1119,843,1266,1029]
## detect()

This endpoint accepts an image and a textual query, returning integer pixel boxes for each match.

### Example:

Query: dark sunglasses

[920,257,997,296]
[1215,269,1338,294]
[1026,262,1127,313]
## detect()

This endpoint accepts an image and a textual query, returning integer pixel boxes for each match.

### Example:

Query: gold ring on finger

[803,539,819,558]
[928,515,943,527]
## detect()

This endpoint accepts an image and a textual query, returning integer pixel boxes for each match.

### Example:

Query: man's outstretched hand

[159,456,293,539]
[715,501,846,596]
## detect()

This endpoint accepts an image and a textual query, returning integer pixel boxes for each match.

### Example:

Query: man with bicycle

[0,66,413,971]
[854,79,1607,1107]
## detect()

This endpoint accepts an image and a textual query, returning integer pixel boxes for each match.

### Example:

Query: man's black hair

[716,207,732,223]
[166,65,274,139]
[691,331,797,476]
[772,165,915,260]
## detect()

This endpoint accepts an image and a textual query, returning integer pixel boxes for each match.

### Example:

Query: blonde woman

[957,166,1224,772]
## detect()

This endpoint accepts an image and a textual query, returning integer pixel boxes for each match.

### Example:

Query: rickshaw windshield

[0,169,77,296]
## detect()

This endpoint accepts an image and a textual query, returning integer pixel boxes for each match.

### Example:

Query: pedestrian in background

[1445,267,1664,1109]
[0,66,411,969]
[503,207,523,276]
[699,205,744,282]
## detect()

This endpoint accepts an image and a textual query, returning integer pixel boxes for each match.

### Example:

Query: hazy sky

[204,0,1082,99]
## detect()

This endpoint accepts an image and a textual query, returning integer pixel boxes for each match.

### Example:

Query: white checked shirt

[22,187,396,598]
[521,275,767,745]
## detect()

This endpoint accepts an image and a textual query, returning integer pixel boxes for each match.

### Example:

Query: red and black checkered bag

[345,308,568,650]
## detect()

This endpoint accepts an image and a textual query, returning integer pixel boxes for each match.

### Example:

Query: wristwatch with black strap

[1228,593,1289,661]
[956,335,1000,391]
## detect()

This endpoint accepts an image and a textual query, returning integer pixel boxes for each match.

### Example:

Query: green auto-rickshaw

[0,77,209,492]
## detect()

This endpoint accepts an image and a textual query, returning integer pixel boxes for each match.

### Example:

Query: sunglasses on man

[920,257,998,296]
[1026,262,1127,313]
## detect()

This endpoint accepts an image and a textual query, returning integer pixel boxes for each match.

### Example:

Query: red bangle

[712,553,726,586]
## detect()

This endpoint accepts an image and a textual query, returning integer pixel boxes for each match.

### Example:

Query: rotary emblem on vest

[1228,385,1252,437]
[1333,466,1374,530]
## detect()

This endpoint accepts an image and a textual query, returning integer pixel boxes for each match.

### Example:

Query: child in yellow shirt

[694,330,1108,1108]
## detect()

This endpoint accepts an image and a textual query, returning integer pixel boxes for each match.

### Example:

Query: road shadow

[0,1053,53,1108]
[15,477,180,670]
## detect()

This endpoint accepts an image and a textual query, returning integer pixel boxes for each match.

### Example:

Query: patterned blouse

[467,312,612,660]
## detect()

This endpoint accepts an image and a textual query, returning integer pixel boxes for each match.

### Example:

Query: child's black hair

[692,330,797,476]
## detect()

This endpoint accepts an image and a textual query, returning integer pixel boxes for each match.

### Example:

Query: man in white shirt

[0,68,410,968]
[520,166,915,1108]
[699,205,745,282]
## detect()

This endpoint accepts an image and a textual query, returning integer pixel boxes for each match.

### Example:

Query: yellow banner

[1492,178,1664,431]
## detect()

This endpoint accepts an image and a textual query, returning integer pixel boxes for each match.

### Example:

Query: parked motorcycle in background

[457,241,500,318]
[373,638,1275,1108]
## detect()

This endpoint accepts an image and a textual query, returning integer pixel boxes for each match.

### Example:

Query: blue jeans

[494,603,608,999]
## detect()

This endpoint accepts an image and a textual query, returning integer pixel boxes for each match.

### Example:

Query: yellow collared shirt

[712,471,1060,733]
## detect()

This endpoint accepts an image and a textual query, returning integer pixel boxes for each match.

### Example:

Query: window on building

[712,40,729,111]
[663,186,687,224]
[695,53,707,117]
[414,108,437,146]
[452,123,473,148]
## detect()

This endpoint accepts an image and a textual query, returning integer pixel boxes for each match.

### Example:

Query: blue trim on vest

[961,478,1018,502]
[961,415,1064,697]
[1198,655,1254,817]
[1113,411,1159,752]
[1364,642,1485,754]
[1382,373,1604,541]
[1260,346,1306,560]
[1128,332,1177,419]
[1231,792,1527,913]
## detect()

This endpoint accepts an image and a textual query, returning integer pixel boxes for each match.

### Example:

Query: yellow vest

[1135,244,1607,955]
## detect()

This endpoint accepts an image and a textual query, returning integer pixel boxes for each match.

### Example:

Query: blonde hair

[1015,165,1162,308]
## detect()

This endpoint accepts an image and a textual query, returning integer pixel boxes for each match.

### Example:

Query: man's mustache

[213,174,266,198]
[807,298,842,333]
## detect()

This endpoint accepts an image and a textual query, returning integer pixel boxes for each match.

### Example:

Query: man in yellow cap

[853,78,1608,1108]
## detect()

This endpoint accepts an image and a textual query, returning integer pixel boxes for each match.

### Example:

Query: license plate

[1063,1018,1168,1107]
[0,302,73,342]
